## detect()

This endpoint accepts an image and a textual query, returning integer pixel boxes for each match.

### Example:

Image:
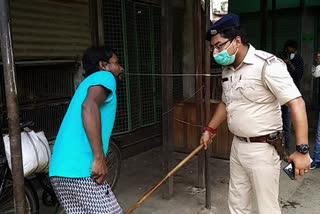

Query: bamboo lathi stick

[125,144,204,214]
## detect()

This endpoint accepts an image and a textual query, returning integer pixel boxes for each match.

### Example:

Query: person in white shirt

[202,13,310,214]
[312,52,320,78]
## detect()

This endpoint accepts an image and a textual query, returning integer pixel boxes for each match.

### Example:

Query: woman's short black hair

[220,26,248,45]
[82,46,115,77]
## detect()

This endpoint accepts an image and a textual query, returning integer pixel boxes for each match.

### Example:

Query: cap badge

[210,29,217,35]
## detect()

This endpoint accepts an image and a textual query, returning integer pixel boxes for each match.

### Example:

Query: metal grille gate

[102,0,129,134]
[0,63,75,140]
[0,0,183,139]
[102,0,183,135]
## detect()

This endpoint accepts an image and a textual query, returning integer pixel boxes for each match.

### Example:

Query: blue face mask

[290,53,295,60]
[213,40,238,66]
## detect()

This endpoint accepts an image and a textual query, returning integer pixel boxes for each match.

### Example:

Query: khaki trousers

[228,136,282,214]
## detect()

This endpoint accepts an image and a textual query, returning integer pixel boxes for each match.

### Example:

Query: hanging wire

[124,73,222,77]
[161,84,207,129]
[161,84,205,116]
[123,72,223,129]
[173,117,203,128]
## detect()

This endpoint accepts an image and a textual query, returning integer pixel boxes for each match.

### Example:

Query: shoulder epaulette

[254,50,277,65]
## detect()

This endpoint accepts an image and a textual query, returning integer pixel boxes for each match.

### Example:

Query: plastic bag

[3,130,51,177]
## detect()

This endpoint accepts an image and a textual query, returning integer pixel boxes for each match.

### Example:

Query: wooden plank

[173,101,233,159]
[172,103,187,151]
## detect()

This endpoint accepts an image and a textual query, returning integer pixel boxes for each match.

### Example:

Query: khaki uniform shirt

[221,45,301,137]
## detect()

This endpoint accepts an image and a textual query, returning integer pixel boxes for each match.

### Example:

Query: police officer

[200,13,311,214]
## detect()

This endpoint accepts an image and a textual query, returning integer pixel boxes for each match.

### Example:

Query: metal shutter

[10,0,91,60]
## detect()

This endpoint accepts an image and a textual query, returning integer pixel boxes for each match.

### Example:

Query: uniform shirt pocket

[222,80,231,104]
[237,78,276,104]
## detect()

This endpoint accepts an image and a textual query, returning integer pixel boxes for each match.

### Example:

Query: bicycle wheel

[105,140,121,190]
[0,178,39,214]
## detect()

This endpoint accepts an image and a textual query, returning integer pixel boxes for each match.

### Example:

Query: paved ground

[38,131,320,214]
[115,146,320,214]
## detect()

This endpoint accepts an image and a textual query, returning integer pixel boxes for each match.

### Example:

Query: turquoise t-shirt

[49,71,117,178]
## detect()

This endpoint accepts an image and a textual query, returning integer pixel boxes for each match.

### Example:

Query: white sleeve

[312,65,320,78]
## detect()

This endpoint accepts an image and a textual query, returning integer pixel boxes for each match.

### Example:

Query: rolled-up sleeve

[264,60,301,105]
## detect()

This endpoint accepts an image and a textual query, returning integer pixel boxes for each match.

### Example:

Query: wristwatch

[296,144,309,154]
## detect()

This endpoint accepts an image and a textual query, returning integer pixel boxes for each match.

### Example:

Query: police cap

[205,13,239,41]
